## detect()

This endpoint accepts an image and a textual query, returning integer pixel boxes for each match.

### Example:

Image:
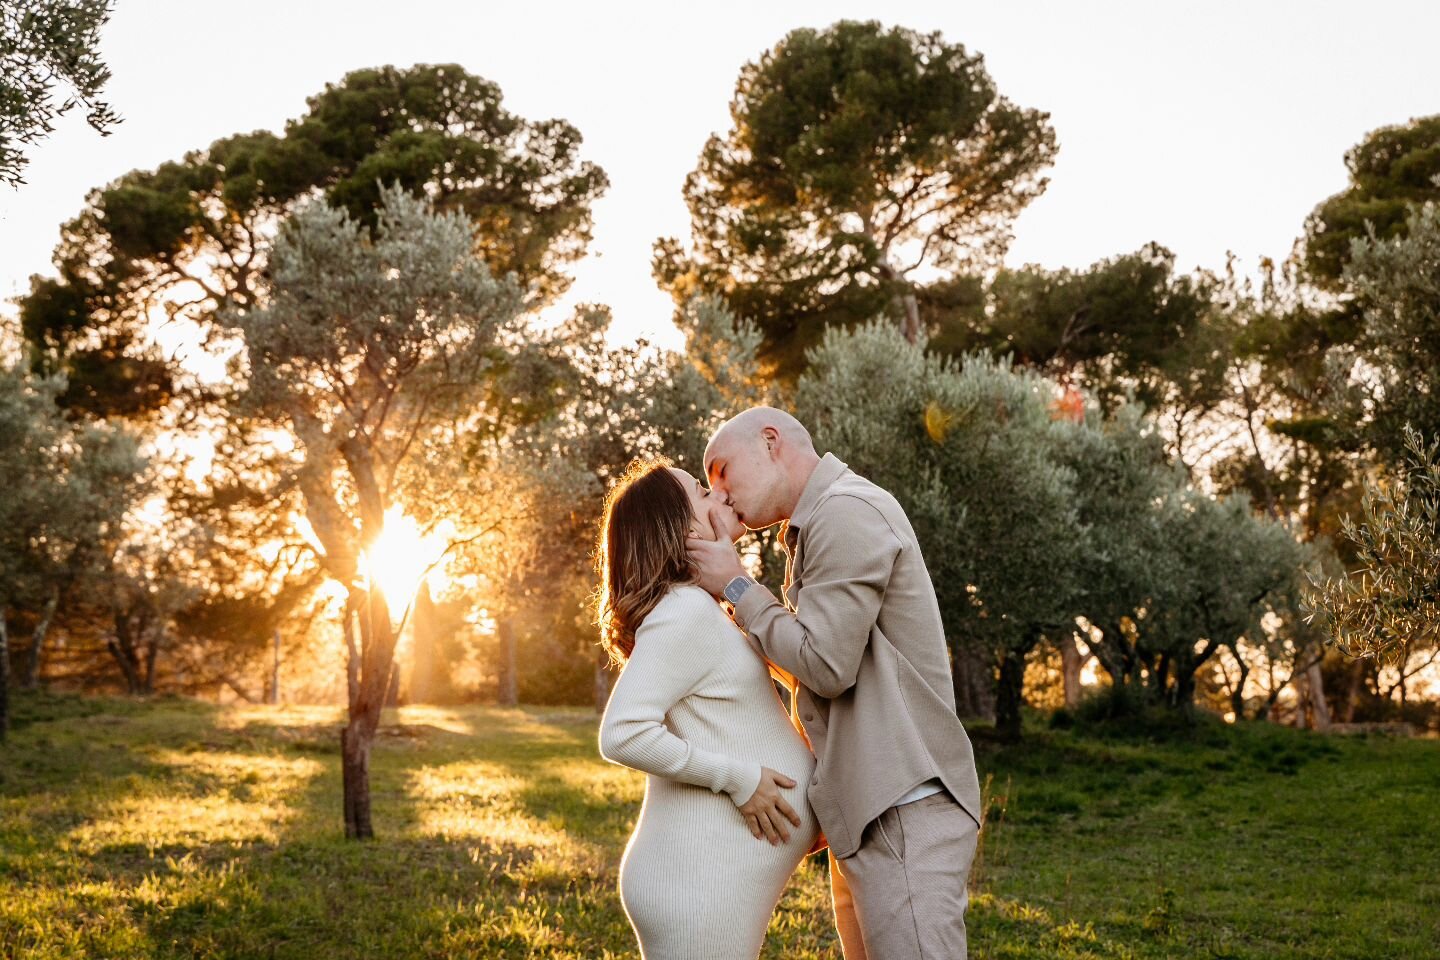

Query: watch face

[725,577,749,603]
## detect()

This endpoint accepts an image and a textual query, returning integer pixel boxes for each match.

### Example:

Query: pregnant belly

[617,781,818,959]
[620,776,819,897]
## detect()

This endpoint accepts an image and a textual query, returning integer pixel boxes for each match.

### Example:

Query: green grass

[1,692,1436,959]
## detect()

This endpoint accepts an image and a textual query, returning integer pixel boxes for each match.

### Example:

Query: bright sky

[2,0,1438,355]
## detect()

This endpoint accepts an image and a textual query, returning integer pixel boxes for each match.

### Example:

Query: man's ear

[762,426,781,458]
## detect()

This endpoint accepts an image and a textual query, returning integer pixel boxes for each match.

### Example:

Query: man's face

[704,428,784,529]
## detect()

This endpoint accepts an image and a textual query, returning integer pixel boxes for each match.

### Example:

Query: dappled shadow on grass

[389,706,641,920]
[116,833,630,959]
[19,695,1430,958]
[2,692,258,855]
[0,696,658,958]
[119,706,646,958]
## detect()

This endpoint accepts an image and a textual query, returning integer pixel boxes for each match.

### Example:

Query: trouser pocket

[873,805,906,861]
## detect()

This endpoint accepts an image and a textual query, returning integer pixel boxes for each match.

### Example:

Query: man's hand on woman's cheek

[686,536,747,597]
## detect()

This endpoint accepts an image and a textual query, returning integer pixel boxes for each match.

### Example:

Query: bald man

[687,406,983,960]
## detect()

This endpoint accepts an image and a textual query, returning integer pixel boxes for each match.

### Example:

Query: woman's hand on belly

[737,767,803,846]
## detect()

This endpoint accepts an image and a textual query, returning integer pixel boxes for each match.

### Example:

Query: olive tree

[220,184,574,838]
[795,322,1085,739]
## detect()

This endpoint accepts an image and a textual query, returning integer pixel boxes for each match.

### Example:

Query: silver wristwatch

[723,575,756,605]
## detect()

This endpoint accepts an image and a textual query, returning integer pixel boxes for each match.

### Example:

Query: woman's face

[668,467,744,544]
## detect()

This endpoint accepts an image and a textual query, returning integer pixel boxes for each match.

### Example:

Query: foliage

[940,244,1227,416]
[224,183,533,577]
[1304,425,1440,661]
[0,362,148,696]
[500,296,777,699]
[17,62,606,416]
[654,20,1056,377]
[1142,489,1308,709]
[795,323,1084,737]
[792,323,1307,728]
[1303,114,1440,287]
[0,0,121,188]
[1328,201,1440,468]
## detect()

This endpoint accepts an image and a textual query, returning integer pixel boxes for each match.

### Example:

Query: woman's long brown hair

[595,457,696,667]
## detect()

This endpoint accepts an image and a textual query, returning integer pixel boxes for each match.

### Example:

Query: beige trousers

[829,790,980,959]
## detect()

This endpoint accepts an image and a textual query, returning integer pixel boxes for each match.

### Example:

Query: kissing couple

[596,405,984,959]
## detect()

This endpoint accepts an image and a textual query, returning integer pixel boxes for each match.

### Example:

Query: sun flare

[363,506,457,604]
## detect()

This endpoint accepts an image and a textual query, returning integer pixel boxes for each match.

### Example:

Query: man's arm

[733,495,902,698]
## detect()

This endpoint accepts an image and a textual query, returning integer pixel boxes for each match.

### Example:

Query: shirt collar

[783,452,847,545]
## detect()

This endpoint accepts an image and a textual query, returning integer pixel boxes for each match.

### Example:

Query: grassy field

[1,691,1436,959]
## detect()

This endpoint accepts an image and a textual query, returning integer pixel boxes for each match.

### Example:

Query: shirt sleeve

[732,494,902,698]
[598,590,763,805]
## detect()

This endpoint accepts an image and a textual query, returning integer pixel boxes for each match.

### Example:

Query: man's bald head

[703,405,821,529]
[704,406,816,473]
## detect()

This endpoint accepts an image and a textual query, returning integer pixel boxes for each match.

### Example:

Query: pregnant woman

[596,458,820,960]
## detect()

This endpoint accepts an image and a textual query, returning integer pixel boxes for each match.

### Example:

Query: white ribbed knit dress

[599,583,819,960]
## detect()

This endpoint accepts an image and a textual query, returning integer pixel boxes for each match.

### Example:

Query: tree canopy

[654,20,1056,378]
[1303,114,1440,287]
[0,0,121,188]
[18,63,608,418]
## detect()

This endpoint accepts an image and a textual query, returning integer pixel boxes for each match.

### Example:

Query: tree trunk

[22,584,59,689]
[268,629,281,705]
[949,641,994,721]
[899,289,921,344]
[1229,655,1250,721]
[1153,652,1173,702]
[1059,633,1084,709]
[221,674,259,703]
[995,651,1026,742]
[495,617,518,707]
[107,613,143,694]
[141,623,161,695]
[1,611,11,742]
[1342,659,1365,723]
[877,259,921,343]
[108,637,142,693]
[342,680,375,838]
[593,650,611,715]
[301,433,400,840]
[1307,660,1331,731]
[345,600,360,707]
[1255,689,1282,723]
[341,582,398,840]
[385,658,401,708]
[340,722,373,840]
[409,582,436,704]
[1090,622,1135,690]
[1171,667,1198,716]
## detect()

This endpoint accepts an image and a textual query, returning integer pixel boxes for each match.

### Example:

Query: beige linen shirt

[732,453,982,859]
